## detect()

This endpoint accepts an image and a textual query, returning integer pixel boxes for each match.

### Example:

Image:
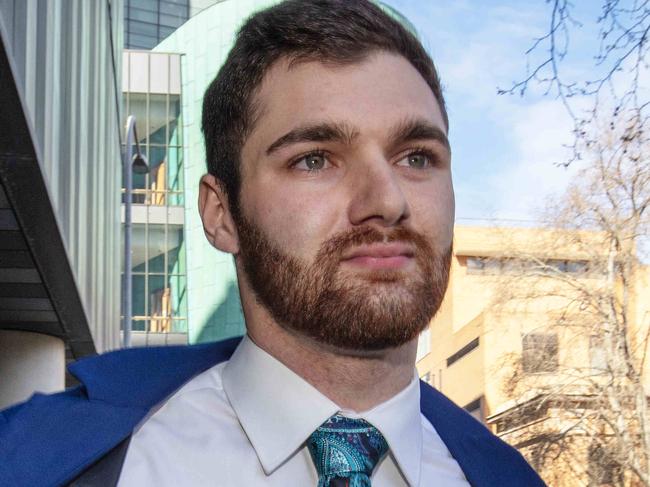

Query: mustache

[316,225,433,261]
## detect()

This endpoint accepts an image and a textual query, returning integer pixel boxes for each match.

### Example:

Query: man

[0,1,545,486]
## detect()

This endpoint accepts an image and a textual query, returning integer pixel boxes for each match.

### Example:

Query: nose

[347,156,410,227]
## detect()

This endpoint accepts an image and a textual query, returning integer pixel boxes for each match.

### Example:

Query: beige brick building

[417,225,650,486]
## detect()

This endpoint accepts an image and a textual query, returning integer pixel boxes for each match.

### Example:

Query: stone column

[0,330,65,410]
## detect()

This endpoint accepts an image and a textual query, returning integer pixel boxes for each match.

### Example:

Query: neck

[242,291,417,412]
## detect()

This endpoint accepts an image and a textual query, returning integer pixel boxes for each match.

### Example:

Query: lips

[341,242,415,270]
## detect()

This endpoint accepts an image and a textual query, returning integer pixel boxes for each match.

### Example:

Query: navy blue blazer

[0,337,545,486]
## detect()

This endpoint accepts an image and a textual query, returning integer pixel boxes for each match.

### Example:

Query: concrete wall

[0,330,64,409]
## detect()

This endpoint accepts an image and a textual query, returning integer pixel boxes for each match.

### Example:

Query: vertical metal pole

[123,116,135,348]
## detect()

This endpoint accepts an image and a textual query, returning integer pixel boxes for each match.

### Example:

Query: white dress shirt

[118,336,469,486]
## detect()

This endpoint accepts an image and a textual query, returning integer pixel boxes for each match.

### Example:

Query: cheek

[411,178,455,244]
[245,184,343,255]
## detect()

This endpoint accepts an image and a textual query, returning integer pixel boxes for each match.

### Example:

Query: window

[160,2,188,18]
[125,0,190,49]
[416,327,431,361]
[122,52,187,341]
[465,256,510,275]
[522,333,558,373]
[127,7,158,23]
[124,222,188,334]
[466,256,487,273]
[122,66,184,207]
[446,337,479,367]
[464,397,484,422]
[589,443,622,486]
[546,259,590,274]
[464,256,592,276]
[566,260,590,274]
[494,401,548,434]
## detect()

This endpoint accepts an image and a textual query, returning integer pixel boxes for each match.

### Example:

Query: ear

[198,174,240,254]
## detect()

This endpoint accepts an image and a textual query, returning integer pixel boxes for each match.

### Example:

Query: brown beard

[236,215,452,351]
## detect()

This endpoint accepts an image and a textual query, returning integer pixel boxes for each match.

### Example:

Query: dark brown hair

[201,0,447,219]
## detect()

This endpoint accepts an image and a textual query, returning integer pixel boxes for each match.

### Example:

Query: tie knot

[307,414,389,487]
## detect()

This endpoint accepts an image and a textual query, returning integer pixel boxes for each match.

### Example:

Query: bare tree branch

[501,0,650,167]
[486,114,650,485]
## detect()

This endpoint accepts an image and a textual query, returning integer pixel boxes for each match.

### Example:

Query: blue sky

[382,0,603,225]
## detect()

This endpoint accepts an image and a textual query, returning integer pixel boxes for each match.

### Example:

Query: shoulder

[0,337,242,487]
[65,337,241,407]
[419,381,546,486]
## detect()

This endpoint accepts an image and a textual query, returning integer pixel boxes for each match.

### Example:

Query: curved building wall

[155,0,421,344]
[155,0,279,344]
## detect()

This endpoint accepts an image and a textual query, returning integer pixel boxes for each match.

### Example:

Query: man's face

[234,51,454,351]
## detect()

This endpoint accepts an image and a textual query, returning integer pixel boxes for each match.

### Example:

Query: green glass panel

[127,93,148,145]
[146,146,167,206]
[168,273,187,318]
[167,146,183,205]
[148,94,168,144]
[148,145,167,172]
[132,274,146,316]
[131,224,148,275]
[170,95,181,142]
[172,318,187,333]
[147,274,166,320]
[132,319,147,332]
[146,224,166,274]
[167,226,183,273]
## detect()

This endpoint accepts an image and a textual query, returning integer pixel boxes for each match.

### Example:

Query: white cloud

[490,100,582,221]
[389,0,601,224]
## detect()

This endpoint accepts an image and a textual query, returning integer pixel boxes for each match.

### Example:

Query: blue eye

[397,150,434,169]
[407,154,429,168]
[293,151,330,171]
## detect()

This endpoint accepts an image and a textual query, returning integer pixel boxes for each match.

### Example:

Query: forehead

[243,52,446,158]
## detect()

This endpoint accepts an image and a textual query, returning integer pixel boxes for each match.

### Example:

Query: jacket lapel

[0,338,242,487]
[419,381,546,487]
[66,438,131,487]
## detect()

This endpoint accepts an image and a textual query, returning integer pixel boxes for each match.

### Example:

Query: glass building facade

[125,0,189,49]
[122,50,188,344]
[124,0,224,49]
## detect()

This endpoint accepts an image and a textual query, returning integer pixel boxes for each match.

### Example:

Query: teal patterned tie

[307,414,389,487]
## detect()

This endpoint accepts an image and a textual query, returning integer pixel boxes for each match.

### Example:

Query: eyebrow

[265,117,450,156]
[389,117,451,153]
[266,122,360,155]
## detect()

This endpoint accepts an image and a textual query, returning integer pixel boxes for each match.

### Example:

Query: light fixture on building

[132,153,149,174]
[123,115,150,348]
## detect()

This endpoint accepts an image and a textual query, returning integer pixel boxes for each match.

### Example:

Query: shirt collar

[222,335,422,486]
[340,371,423,487]
[222,336,339,474]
